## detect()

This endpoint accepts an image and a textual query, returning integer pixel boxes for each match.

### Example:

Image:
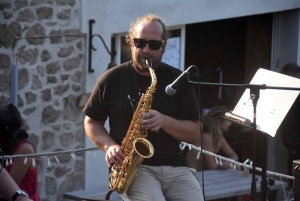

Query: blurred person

[83,14,203,201]
[279,62,300,186]
[0,165,32,201]
[186,105,241,201]
[0,104,40,201]
[186,105,239,170]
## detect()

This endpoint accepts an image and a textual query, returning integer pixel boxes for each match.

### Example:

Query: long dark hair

[0,103,29,155]
[202,105,229,147]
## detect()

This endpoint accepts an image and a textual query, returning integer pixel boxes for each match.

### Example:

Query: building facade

[0,0,299,200]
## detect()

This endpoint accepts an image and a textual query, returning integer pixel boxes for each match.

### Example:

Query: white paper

[232,68,300,137]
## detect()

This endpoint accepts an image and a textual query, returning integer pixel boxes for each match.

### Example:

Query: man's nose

[143,43,151,52]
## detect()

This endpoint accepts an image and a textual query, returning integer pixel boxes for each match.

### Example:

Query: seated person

[0,104,40,201]
[186,105,239,170]
[187,105,242,201]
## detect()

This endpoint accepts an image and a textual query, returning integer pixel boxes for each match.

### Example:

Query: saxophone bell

[133,138,154,158]
[109,138,154,194]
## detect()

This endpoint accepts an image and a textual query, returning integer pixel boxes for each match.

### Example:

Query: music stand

[188,68,300,201]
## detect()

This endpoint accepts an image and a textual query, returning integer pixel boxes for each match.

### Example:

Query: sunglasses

[133,38,165,50]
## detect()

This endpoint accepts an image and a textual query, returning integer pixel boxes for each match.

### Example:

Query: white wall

[81,0,300,189]
[82,0,300,92]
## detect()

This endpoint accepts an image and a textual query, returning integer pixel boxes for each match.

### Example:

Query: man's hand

[140,109,164,132]
[105,145,125,167]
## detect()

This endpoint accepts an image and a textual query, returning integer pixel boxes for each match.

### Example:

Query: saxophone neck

[149,69,157,86]
[146,59,152,68]
[145,59,157,87]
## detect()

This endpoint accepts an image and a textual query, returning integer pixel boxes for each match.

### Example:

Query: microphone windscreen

[165,85,176,95]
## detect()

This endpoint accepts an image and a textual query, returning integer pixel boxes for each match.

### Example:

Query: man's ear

[130,41,134,50]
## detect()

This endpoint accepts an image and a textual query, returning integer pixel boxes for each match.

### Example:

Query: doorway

[185,13,273,170]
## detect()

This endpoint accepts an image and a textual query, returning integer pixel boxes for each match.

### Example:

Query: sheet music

[232,68,300,137]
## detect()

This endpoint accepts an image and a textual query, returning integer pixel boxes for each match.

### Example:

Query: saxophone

[106,59,156,197]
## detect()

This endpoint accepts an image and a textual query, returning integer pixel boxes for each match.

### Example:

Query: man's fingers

[106,155,112,167]
[106,145,125,166]
[110,157,119,165]
[150,126,160,132]
[111,154,123,165]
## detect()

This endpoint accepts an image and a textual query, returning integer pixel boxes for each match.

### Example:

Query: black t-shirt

[83,61,199,166]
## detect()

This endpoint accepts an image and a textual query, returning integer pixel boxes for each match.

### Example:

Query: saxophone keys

[141,131,148,138]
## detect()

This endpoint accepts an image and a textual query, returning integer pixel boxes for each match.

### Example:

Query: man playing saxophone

[83,14,204,201]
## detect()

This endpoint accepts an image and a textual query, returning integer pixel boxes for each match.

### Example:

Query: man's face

[131,21,166,74]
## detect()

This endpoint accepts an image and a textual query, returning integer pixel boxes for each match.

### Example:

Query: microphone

[165,66,193,95]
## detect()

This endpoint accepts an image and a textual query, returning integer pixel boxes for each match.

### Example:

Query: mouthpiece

[146,59,152,68]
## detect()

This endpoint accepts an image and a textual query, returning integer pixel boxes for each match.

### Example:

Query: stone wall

[0,0,86,200]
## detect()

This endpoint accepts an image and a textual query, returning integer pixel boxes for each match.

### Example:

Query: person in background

[0,166,33,201]
[0,104,40,201]
[83,13,203,201]
[280,62,300,187]
[186,105,241,201]
[186,105,239,171]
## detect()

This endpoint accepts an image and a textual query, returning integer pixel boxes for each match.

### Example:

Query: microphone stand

[187,79,300,201]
